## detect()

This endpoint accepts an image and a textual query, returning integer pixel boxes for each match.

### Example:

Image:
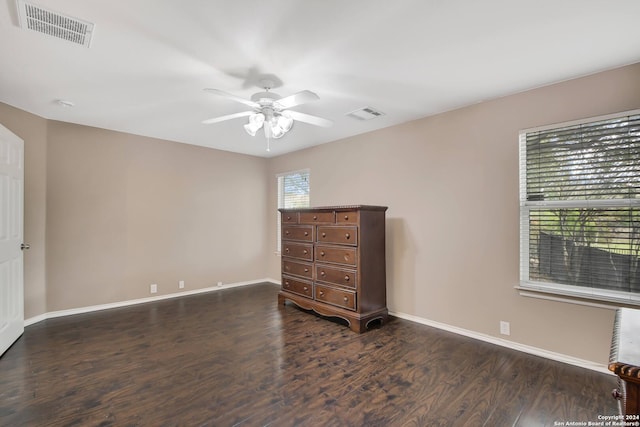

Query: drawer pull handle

[285,248,290,253]
[287,216,291,220]
[303,286,308,291]
[343,296,348,302]
[285,230,290,235]
[304,231,309,236]
[344,275,350,281]
[304,268,309,273]
[285,266,290,271]
[320,251,325,257]
[345,233,350,239]
[612,388,622,400]
[303,250,308,255]
[319,290,324,296]
[344,215,349,220]
[320,271,326,276]
[313,215,317,220]
[322,232,326,238]
[285,281,289,286]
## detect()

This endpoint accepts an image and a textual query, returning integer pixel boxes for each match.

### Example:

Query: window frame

[276,169,310,253]
[518,109,640,306]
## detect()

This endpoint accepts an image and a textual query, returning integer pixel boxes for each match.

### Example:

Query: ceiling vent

[346,107,386,121]
[17,0,95,47]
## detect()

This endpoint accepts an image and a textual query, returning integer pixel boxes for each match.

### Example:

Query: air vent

[17,0,95,47]
[346,107,386,121]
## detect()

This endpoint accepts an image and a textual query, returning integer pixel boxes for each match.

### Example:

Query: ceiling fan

[202,80,332,149]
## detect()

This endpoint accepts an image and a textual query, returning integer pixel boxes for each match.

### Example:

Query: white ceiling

[1,0,640,158]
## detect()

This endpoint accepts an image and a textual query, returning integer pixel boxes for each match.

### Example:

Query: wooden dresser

[278,205,388,333]
[609,308,640,415]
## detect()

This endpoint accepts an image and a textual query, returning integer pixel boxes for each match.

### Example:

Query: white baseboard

[24,279,279,327]
[389,310,612,375]
[24,313,47,327]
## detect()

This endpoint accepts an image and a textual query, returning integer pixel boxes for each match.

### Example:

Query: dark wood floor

[0,283,619,426]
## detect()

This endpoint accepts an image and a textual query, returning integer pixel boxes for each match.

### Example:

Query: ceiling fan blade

[203,88,260,108]
[202,110,254,125]
[273,90,320,110]
[287,110,333,128]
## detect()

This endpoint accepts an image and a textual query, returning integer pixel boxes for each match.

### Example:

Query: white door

[0,124,24,356]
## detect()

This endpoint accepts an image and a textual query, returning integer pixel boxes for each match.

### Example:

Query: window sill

[516,283,640,310]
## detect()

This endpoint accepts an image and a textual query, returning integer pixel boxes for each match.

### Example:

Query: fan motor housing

[251,91,280,106]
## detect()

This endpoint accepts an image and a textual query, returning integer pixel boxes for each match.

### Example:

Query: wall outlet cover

[500,321,510,336]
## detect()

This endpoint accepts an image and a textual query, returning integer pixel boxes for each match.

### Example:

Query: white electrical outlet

[217,281,223,287]
[500,321,510,336]
[179,280,185,289]
[150,284,157,294]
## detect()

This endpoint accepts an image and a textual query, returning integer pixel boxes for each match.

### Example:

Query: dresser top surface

[279,205,388,213]
[610,308,640,375]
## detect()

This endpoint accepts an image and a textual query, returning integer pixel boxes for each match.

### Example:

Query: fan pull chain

[266,136,271,152]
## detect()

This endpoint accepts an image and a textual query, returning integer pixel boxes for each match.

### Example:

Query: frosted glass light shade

[270,123,285,139]
[277,114,293,132]
[244,113,266,136]
[244,123,258,136]
[249,113,265,126]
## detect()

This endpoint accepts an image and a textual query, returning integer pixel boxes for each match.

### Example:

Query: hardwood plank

[0,283,619,426]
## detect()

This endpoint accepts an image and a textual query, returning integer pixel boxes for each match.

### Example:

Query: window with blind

[519,110,640,305]
[277,169,310,251]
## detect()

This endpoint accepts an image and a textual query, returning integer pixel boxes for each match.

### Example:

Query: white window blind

[519,110,640,305]
[277,170,310,251]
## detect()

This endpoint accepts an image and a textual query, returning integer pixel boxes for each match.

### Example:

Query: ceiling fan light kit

[203,79,332,151]
[243,109,293,139]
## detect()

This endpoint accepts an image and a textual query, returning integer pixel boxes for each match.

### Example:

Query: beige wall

[45,121,268,311]
[267,62,640,364]
[0,104,270,316]
[0,103,48,319]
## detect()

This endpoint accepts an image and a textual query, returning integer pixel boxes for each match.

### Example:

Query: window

[519,110,640,305]
[277,169,310,251]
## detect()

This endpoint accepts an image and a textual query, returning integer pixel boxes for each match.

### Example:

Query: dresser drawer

[317,226,358,246]
[282,276,313,299]
[315,284,356,311]
[336,211,358,225]
[315,245,357,266]
[282,225,314,242]
[281,212,298,224]
[282,242,313,261]
[283,260,313,279]
[316,265,357,288]
[299,211,335,224]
